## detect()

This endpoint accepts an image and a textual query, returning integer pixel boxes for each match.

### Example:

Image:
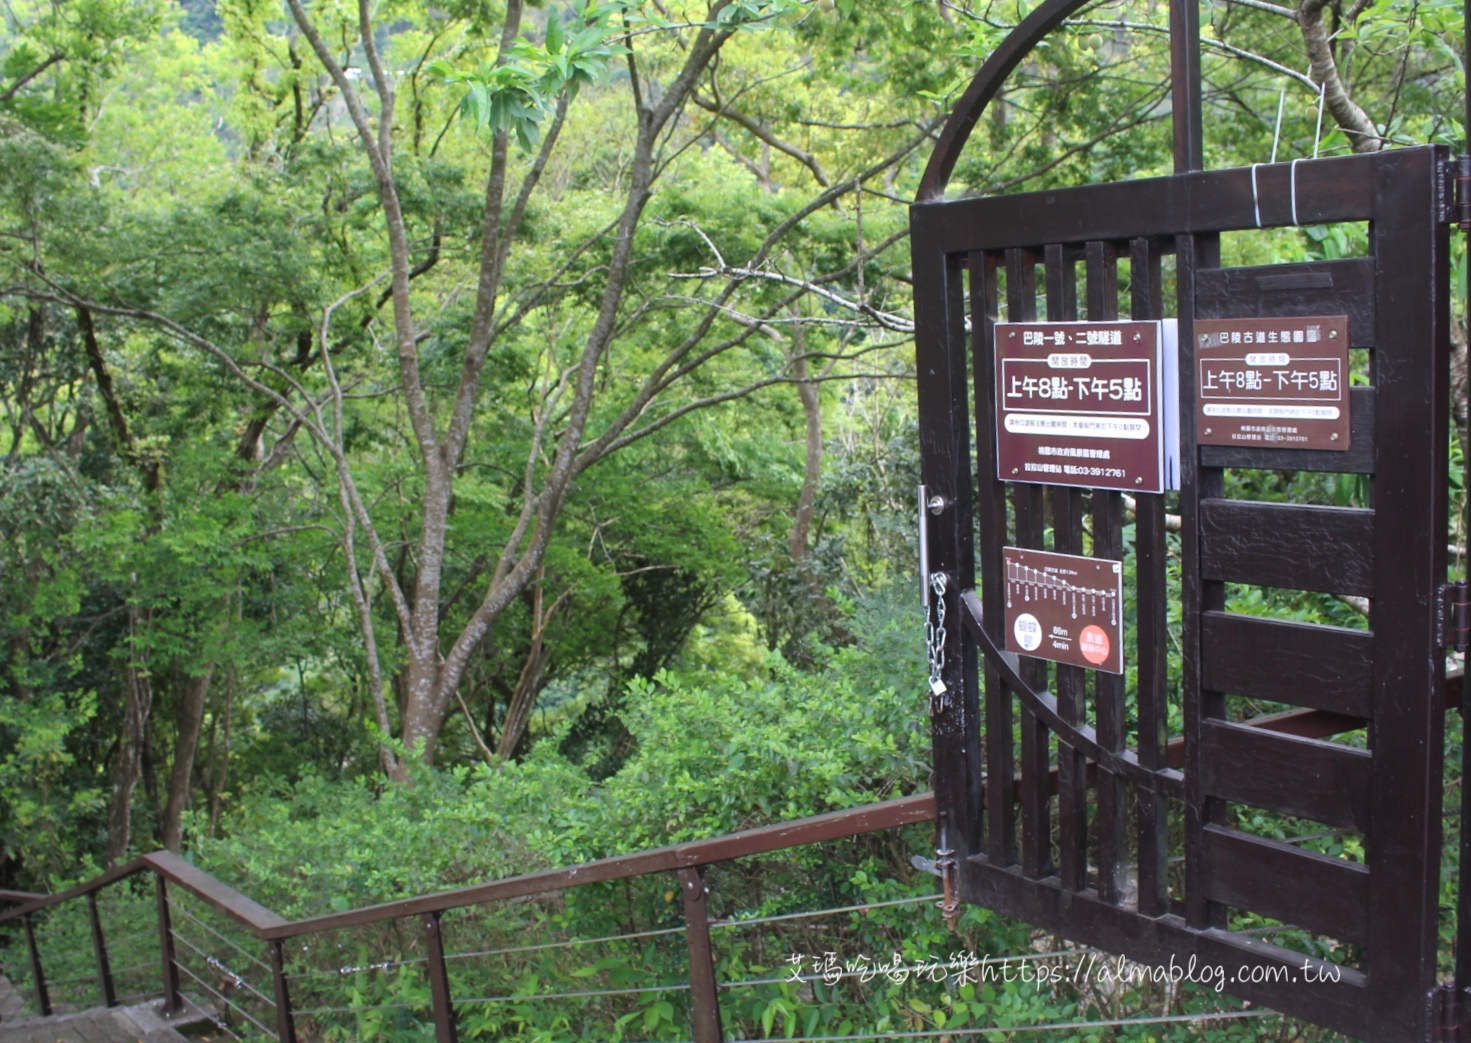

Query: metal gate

[911,2,1458,1038]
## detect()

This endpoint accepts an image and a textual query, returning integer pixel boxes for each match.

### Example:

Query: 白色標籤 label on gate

[1194,315,1351,451]
[994,320,1174,492]
[1003,547,1124,674]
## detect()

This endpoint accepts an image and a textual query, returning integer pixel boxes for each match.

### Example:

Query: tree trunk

[106,605,153,864]
[495,577,562,760]
[788,346,823,563]
[159,665,215,852]
[206,665,235,838]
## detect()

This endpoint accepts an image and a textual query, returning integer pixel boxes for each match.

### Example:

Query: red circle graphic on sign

[1079,625,1110,666]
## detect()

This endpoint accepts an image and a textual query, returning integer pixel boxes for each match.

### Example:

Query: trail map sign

[1003,547,1124,674]
[994,320,1173,492]
[1195,315,1352,450]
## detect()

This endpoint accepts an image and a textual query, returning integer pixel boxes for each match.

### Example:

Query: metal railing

[0,793,935,1042]
[3,669,1456,1041]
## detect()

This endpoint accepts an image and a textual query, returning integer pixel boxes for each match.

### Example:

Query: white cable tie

[1291,157,1302,226]
[1314,81,1326,159]
[1270,88,1286,165]
[1251,163,1263,228]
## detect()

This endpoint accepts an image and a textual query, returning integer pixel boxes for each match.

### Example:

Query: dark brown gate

[911,2,1460,1038]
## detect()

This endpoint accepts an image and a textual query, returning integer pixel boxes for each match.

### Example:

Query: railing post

[678,866,723,1043]
[423,912,458,1043]
[22,913,51,1016]
[269,940,298,1043]
[86,891,117,1007]
[154,875,182,1015]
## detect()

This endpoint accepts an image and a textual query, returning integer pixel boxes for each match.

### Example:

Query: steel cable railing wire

[289,979,696,1018]
[282,951,425,982]
[371,1008,1277,1043]
[168,924,277,1010]
[442,922,688,964]
[173,957,277,1039]
[710,893,943,931]
[167,897,274,976]
[105,960,155,981]
[723,1008,1279,1042]
[716,947,1097,994]
[283,923,688,985]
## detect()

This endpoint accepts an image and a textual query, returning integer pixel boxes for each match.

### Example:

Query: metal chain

[925,572,949,716]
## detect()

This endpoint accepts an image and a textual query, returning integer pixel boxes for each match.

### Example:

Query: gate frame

[911,1,1468,1039]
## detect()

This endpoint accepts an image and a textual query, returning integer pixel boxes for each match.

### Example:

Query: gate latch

[1451,156,1471,231]
[1440,580,1471,654]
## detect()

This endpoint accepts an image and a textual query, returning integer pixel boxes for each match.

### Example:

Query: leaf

[546,14,564,54]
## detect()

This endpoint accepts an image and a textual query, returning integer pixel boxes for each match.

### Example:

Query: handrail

[0,793,935,941]
[261,791,936,941]
[142,852,287,935]
[0,859,148,924]
[0,890,47,904]
[0,793,940,1043]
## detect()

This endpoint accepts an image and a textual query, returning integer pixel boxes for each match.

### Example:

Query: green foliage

[428,2,628,151]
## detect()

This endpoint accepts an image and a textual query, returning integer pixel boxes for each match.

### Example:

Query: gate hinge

[1449,156,1471,231]
[1440,580,1471,653]
[1436,981,1468,1041]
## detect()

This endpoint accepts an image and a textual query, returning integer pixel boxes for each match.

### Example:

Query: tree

[10,0,935,775]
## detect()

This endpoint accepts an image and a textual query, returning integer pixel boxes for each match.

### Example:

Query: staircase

[0,978,220,1043]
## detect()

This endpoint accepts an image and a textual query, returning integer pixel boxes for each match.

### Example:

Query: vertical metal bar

[1456,10,1471,1030]
[919,484,932,608]
[1043,243,1076,322]
[974,250,1013,866]
[1086,240,1127,904]
[1045,243,1087,892]
[1006,247,1052,880]
[913,205,981,870]
[87,891,117,1007]
[423,912,459,1043]
[1169,0,1204,173]
[1130,236,1170,918]
[679,867,723,1043]
[1458,7,1471,1026]
[22,914,50,1017]
[155,875,182,1016]
[1178,230,1223,931]
[1049,482,1088,891]
[269,940,298,1043]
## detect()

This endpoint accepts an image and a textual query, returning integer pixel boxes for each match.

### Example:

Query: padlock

[929,677,948,697]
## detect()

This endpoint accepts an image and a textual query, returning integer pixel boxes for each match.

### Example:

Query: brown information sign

[1003,547,1124,675]
[1194,315,1351,451]
[995,321,1170,492]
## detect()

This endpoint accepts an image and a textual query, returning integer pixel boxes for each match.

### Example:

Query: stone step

[0,981,228,1043]
[0,976,24,1022]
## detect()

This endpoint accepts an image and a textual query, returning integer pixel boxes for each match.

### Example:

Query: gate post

[679,866,723,1043]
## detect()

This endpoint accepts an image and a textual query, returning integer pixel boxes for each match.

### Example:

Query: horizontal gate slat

[1194,258,1376,348]
[1200,612,1373,717]
[915,152,1380,253]
[1200,387,1375,475]
[1202,825,1369,944]
[1199,500,1374,596]
[1200,720,1371,831]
